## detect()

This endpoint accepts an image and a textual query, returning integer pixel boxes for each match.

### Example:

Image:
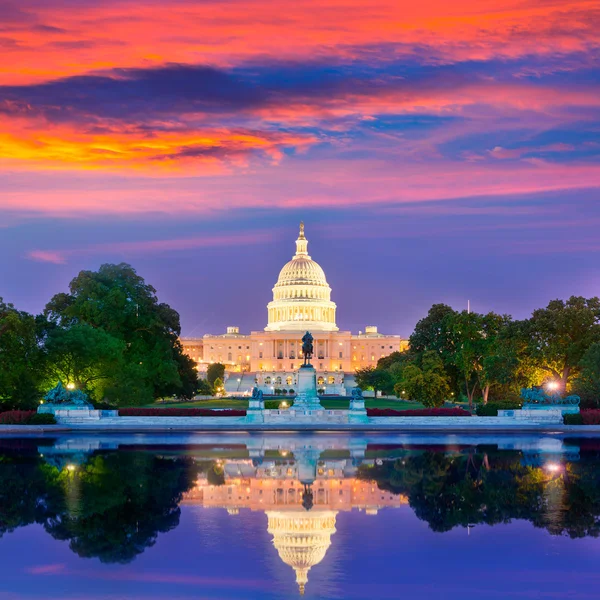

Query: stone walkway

[0,417,598,433]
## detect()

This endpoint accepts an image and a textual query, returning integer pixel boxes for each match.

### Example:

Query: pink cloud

[26,563,67,575]
[27,250,67,264]
[26,230,276,264]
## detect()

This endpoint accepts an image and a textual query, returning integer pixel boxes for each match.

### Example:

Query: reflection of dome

[266,223,338,332]
[267,510,337,595]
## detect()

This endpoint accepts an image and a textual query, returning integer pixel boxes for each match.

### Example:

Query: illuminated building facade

[181,223,407,394]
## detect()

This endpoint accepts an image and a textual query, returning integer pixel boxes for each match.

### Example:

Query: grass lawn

[138,397,428,410]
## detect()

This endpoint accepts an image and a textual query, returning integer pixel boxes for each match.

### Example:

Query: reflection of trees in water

[357,449,600,538]
[0,449,62,539]
[4,444,600,565]
[0,448,200,563]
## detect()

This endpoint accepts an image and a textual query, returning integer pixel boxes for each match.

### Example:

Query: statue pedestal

[348,394,368,423]
[246,396,265,423]
[293,365,322,410]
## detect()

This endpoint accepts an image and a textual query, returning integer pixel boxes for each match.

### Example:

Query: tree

[483,320,541,402]
[206,363,225,388]
[43,263,197,404]
[409,304,457,356]
[409,304,460,395]
[196,378,213,396]
[212,377,225,396]
[572,343,600,408]
[394,351,451,407]
[0,299,44,408]
[524,296,600,391]
[445,310,509,406]
[43,323,125,399]
[354,366,394,396]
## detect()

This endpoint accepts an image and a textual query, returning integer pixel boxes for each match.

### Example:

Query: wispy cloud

[26,230,276,264]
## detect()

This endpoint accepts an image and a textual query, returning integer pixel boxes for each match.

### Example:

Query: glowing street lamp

[546,381,560,392]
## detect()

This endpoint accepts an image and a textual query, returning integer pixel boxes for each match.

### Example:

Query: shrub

[288,389,295,395]
[118,408,246,417]
[476,400,522,417]
[281,389,287,395]
[564,413,583,425]
[264,400,294,409]
[0,411,56,425]
[581,410,600,425]
[367,407,471,417]
[27,413,57,425]
[0,410,35,424]
[92,400,116,410]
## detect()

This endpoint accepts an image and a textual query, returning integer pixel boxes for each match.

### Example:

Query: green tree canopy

[0,299,44,408]
[206,362,225,388]
[445,310,510,406]
[394,350,451,407]
[43,323,126,399]
[572,342,600,408]
[354,366,394,396]
[524,296,600,390]
[43,263,196,404]
[409,303,457,356]
[212,376,225,396]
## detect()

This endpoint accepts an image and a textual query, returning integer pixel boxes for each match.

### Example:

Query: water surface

[0,432,598,599]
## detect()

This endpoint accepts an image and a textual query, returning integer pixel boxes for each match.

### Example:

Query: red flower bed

[0,410,36,424]
[367,407,472,417]
[581,410,600,425]
[118,408,246,417]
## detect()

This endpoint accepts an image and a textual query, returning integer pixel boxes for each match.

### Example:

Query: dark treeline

[0,263,198,409]
[358,446,600,538]
[355,298,600,408]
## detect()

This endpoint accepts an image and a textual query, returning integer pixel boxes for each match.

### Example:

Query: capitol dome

[266,223,338,332]
[267,510,338,595]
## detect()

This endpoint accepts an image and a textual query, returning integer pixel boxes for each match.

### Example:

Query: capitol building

[181,223,406,395]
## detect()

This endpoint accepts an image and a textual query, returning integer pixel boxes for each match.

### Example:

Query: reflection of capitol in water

[182,453,407,595]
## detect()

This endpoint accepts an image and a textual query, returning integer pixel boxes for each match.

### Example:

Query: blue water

[0,432,598,599]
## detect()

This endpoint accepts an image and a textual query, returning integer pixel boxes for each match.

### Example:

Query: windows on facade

[259,352,263,359]
[265,377,271,385]
[317,376,325,385]
[328,376,335,384]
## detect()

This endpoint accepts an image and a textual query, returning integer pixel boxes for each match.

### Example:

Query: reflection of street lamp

[545,462,562,473]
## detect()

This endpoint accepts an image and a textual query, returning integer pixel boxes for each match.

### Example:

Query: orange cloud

[1,1,598,85]
[0,115,317,173]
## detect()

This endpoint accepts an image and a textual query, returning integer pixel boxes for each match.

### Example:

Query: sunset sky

[1,0,599,335]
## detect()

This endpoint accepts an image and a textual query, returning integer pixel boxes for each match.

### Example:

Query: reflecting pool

[1,432,599,599]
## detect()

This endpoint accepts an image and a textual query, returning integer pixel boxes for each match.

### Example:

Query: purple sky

[1,1,599,336]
